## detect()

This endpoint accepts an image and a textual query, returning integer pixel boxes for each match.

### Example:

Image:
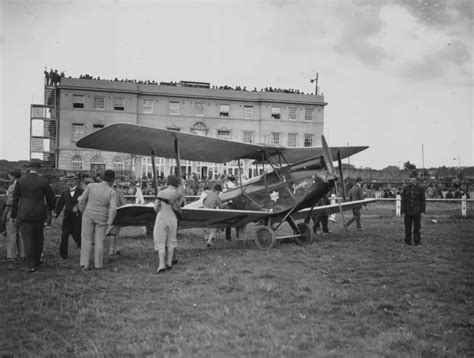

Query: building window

[93,124,104,131]
[304,134,313,147]
[169,101,180,115]
[143,100,154,114]
[113,97,125,111]
[288,133,297,147]
[243,131,254,144]
[271,107,281,119]
[244,105,254,119]
[72,123,84,142]
[73,95,84,109]
[72,155,83,171]
[304,108,314,121]
[191,122,207,136]
[271,132,280,145]
[195,102,205,117]
[217,130,230,140]
[94,96,105,110]
[289,107,297,121]
[113,156,124,172]
[31,119,44,137]
[219,104,230,118]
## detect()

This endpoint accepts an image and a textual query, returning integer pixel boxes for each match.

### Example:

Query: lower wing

[113,203,269,229]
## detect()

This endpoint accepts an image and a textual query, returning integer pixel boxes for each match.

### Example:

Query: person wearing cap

[11,159,56,272]
[82,177,94,188]
[3,170,25,261]
[401,173,426,246]
[54,174,84,260]
[78,169,117,270]
[344,177,366,231]
[153,175,185,273]
[203,184,225,247]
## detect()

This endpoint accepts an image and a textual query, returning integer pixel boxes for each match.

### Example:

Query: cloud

[393,0,473,29]
[399,40,472,83]
[332,2,387,66]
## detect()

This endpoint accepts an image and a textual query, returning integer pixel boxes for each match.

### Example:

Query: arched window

[113,156,124,172]
[191,122,207,136]
[72,155,82,171]
[90,155,105,174]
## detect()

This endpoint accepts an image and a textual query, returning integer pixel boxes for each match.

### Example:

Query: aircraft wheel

[255,226,276,249]
[295,223,314,246]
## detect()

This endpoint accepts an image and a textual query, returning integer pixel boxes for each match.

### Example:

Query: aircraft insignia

[270,190,279,202]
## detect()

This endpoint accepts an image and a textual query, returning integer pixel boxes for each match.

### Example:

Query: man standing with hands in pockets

[78,170,117,270]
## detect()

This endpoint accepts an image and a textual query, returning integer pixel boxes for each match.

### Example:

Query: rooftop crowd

[45,70,315,95]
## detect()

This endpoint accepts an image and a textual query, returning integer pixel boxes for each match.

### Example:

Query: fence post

[396,195,401,217]
[462,195,467,217]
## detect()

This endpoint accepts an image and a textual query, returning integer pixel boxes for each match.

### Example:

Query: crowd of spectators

[44,68,64,86]
[55,71,315,95]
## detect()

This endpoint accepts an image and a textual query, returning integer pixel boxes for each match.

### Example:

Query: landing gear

[295,223,314,246]
[255,226,276,249]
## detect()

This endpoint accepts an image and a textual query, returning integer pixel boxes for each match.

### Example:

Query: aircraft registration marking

[293,180,308,194]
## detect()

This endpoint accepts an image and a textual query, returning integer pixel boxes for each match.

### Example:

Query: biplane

[76,123,375,249]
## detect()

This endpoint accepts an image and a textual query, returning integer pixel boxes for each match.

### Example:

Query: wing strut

[322,136,347,230]
[174,136,182,184]
[151,149,159,198]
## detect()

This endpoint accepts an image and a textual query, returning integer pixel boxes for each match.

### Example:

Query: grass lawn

[1,201,473,357]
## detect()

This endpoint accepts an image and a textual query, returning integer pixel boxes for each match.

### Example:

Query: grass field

[1,201,473,357]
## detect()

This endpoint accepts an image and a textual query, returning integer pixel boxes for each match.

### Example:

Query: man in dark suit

[54,174,83,259]
[401,173,426,246]
[345,177,366,231]
[11,159,56,272]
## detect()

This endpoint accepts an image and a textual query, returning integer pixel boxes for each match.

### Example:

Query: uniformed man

[401,173,426,246]
[345,177,365,231]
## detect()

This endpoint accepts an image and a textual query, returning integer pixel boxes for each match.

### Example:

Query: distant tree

[382,165,400,171]
[403,161,417,170]
[337,163,355,170]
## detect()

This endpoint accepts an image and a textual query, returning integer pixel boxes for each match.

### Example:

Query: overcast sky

[1,0,472,169]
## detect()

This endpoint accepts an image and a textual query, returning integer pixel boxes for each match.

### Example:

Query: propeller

[321,136,347,230]
[321,135,335,177]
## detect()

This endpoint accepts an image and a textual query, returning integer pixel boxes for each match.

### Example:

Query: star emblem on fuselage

[270,190,279,202]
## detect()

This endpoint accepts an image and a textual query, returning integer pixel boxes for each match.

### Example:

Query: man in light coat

[78,170,117,270]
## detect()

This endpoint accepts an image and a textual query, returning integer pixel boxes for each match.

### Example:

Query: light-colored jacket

[78,182,117,225]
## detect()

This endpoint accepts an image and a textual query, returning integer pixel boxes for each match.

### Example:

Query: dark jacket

[55,187,84,219]
[347,184,365,201]
[401,183,426,215]
[11,172,56,221]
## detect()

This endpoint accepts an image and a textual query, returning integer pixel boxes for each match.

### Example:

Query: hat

[66,174,78,180]
[83,178,94,184]
[29,159,42,168]
[355,177,363,183]
[214,184,223,192]
[9,170,21,179]
[166,174,179,187]
[103,170,115,182]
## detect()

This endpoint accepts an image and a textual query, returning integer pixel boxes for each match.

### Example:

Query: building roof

[59,78,327,105]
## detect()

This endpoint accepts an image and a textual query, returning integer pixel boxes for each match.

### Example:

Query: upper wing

[291,198,377,220]
[113,203,269,228]
[76,123,368,163]
[76,123,262,163]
